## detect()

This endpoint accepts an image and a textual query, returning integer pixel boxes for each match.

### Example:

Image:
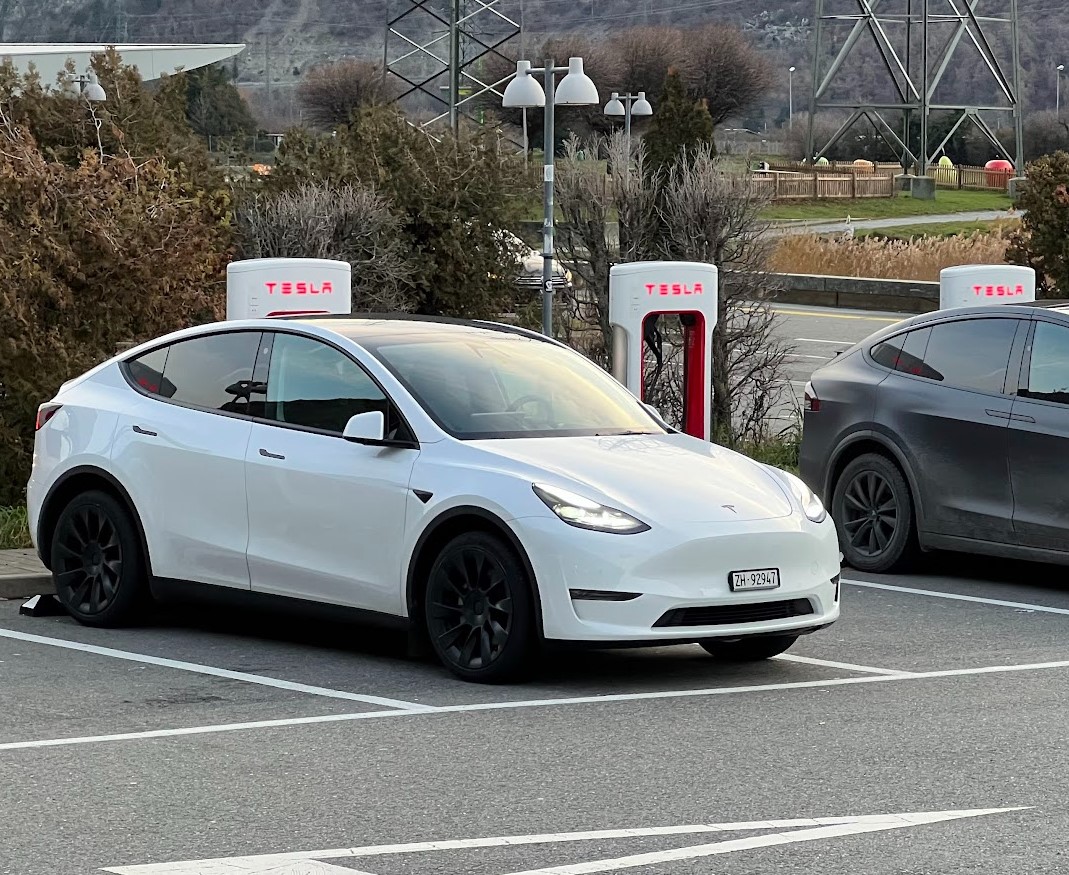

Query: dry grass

[769,226,1012,281]
[0,506,32,550]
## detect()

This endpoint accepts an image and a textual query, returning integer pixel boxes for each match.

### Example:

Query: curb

[0,575,53,600]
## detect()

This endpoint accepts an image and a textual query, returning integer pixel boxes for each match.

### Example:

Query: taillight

[803,381,821,412]
[35,403,62,430]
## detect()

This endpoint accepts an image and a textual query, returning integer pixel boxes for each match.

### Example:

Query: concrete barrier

[762,272,940,313]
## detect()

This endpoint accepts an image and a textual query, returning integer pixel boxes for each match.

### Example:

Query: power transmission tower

[383,0,521,134]
[805,0,1024,175]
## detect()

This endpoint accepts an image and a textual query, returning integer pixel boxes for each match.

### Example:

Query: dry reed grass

[769,226,1012,281]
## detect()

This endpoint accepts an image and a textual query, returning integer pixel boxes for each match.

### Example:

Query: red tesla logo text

[264,281,334,295]
[972,284,1025,297]
[645,282,705,296]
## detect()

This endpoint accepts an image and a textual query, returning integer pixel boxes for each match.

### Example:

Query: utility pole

[264,32,272,109]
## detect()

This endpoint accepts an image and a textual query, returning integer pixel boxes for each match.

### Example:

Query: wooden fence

[926,164,1012,192]
[750,170,896,200]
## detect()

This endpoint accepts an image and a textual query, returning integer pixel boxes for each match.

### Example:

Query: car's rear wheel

[699,635,798,661]
[50,490,146,627]
[832,453,917,573]
[424,531,535,684]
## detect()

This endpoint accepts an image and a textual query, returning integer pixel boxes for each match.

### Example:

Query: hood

[474,433,794,524]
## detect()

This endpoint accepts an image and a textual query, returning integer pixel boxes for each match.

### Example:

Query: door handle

[1010,413,1036,424]
[984,409,1010,420]
[258,448,286,460]
[132,425,157,436]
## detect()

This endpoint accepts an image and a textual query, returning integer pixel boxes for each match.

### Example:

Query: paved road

[764,303,906,429]
[3,547,1069,875]
[770,209,1017,237]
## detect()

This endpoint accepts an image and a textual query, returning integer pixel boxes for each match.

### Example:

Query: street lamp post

[503,57,600,337]
[604,91,654,159]
[1058,64,1065,114]
[788,66,796,130]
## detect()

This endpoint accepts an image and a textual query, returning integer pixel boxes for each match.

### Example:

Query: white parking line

[775,653,912,676]
[844,579,1069,616]
[794,338,853,345]
[101,809,1027,874]
[6,659,1069,753]
[0,628,431,712]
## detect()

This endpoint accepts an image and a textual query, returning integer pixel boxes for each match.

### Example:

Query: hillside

[1,1,1065,128]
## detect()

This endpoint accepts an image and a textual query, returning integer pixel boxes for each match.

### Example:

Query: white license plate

[729,568,781,591]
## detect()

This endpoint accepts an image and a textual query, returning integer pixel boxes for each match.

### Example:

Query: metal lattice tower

[383,0,521,133]
[805,0,1024,174]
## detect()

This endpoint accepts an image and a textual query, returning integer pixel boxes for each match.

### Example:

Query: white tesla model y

[26,316,841,682]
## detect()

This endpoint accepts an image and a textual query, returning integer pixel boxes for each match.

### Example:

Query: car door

[111,330,262,589]
[872,316,1024,542]
[244,330,419,615]
[1007,317,1069,552]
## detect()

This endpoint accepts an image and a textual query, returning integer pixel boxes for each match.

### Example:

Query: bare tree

[657,145,794,444]
[554,134,794,444]
[553,132,659,363]
[685,24,775,128]
[235,182,415,313]
[296,60,394,129]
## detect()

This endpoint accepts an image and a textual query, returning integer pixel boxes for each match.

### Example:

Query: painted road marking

[775,653,912,676]
[101,808,1027,874]
[0,627,431,712]
[795,337,857,344]
[6,660,1069,752]
[786,353,832,360]
[773,308,903,323]
[844,579,1069,616]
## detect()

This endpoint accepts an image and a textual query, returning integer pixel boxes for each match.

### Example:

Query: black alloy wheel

[424,531,534,683]
[50,490,146,627]
[832,453,917,573]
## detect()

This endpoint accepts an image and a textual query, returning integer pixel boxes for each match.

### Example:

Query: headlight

[533,484,650,534]
[782,471,827,523]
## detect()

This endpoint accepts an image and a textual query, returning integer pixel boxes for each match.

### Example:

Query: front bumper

[515,513,841,643]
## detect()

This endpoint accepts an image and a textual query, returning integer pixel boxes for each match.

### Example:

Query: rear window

[871,318,1019,395]
[123,332,262,414]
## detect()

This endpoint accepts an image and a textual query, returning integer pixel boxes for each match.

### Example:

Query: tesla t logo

[264,281,334,295]
[973,283,1025,297]
[646,282,705,296]
[722,504,737,513]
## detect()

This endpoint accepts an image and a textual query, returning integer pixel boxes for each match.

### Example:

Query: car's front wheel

[424,531,536,683]
[699,635,798,661]
[50,490,147,627]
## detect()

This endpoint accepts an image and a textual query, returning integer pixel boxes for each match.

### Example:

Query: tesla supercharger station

[939,264,1036,309]
[609,261,719,441]
[225,257,353,320]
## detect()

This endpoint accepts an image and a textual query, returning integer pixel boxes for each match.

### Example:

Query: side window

[265,333,392,435]
[124,332,261,414]
[125,346,169,395]
[917,318,1020,394]
[1022,321,1069,405]
[869,328,933,377]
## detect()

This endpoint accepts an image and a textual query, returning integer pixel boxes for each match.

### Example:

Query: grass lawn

[0,505,32,550]
[762,189,1014,221]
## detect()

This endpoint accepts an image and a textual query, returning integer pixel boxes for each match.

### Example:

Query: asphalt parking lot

[3,550,1069,875]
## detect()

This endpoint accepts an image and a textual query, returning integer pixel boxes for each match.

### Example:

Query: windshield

[363,332,666,439]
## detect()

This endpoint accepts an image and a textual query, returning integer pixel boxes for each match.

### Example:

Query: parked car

[28,315,840,682]
[800,302,1069,573]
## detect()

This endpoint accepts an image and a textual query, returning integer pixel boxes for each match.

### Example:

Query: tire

[832,452,918,574]
[49,489,147,627]
[423,531,536,683]
[699,634,799,661]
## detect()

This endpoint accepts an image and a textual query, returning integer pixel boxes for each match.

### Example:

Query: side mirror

[343,411,385,444]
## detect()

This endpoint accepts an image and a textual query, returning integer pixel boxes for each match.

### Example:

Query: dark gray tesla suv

[799,302,1069,573]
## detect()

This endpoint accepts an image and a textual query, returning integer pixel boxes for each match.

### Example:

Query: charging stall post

[608,262,719,441]
[938,264,1036,309]
[226,258,353,320]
